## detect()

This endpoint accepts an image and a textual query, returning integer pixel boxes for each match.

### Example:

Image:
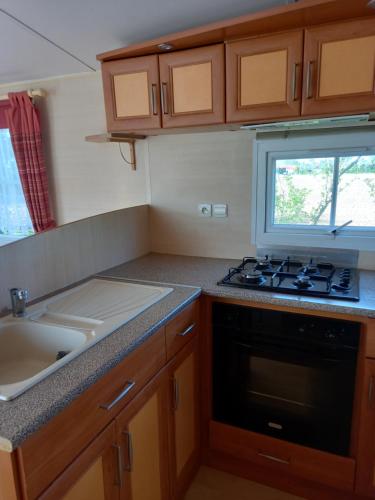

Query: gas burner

[332,283,351,291]
[240,270,266,285]
[217,254,359,301]
[299,265,319,276]
[293,275,313,289]
[255,260,272,271]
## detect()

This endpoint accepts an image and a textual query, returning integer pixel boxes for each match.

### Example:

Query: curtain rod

[0,89,46,102]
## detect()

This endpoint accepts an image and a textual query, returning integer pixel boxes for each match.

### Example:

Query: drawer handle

[100,381,136,411]
[113,444,124,487]
[123,431,134,472]
[177,323,196,337]
[257,451,290,465]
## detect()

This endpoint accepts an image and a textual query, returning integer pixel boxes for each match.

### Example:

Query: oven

[212,302,360,456]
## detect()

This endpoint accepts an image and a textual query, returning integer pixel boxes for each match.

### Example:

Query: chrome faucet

[10,288,29,317]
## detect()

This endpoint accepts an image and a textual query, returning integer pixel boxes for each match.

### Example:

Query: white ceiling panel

[0,0,288,84]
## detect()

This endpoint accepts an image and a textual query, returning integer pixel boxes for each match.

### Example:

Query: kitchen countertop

[0,279,200,452]
[100,253,375,318]
[1,252,374,453]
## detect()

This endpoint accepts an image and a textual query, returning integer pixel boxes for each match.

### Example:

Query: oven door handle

[233,341,353,365]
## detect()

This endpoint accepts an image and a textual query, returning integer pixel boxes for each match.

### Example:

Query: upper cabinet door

[302,19,375,117]
[158,44,225,128]
[102,55,161,131]
[226,31,303,123]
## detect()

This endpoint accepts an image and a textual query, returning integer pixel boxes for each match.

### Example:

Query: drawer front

[165,301,199,360]
[209,421,355,492]
[19,327,166,499]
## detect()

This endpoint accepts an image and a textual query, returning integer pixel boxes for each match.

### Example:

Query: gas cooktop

[218,256,360,301]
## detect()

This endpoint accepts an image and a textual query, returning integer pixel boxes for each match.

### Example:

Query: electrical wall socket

[198,204,212,217]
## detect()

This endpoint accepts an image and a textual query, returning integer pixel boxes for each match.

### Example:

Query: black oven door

[212,303,359,457]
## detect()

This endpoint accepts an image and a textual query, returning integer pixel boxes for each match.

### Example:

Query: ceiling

[0,0,290,85]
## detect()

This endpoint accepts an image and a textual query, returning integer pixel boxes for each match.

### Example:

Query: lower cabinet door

[115,370,170,500]
[169,338,200,499]
[39,423,119,500]
[355,359,375,497]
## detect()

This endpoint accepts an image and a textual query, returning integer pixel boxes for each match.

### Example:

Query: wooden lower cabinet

[115,369,170,500]
[39,423,119,500]
[209,421,355,493]
[168,338,200,499]
[355,359,375,497]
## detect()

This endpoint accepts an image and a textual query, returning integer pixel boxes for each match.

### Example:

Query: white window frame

[251,129,375,251]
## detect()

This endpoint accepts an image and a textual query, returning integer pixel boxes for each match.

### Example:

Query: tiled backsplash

[0,205,150,314]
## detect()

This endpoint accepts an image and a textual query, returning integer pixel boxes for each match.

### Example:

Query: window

[253,130,375,250]
[0,129,33,240]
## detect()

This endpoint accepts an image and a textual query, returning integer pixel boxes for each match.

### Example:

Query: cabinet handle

[291,63,300,101]
[173,377,180,411]
[113,444,124,488]
[123,431,134,472]
[177,323,196,337]
[100,381,136,411]
[151,84,158,115]
[161,82,169,114]
[369,376,375,409]
[306,61,314,99]
[257,451,290,465]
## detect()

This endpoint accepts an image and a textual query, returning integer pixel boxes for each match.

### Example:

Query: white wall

[149,131,255,259]
[0,206,150,314]
[0,72,149,225]
[148,130,375,270]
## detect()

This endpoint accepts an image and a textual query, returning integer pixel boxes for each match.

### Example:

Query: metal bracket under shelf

[85,133,146,170]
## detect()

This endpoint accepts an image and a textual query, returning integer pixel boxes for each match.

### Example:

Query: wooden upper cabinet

[158,44,225,128]
[302,18,375,116]
[102,55,161,131]
[226,31,303,123]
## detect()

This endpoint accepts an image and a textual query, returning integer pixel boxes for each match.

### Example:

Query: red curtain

[0,100,11,128]
[5,91,56,233]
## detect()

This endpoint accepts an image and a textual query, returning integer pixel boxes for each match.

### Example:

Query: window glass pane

[336,155,375,228]
[0,129,34,237]
[273,157,335,226]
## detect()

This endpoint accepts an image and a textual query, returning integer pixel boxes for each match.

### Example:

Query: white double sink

[0,279,172,401]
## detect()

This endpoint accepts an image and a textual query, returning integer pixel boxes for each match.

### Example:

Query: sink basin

[0,321,88,400]
[0,279,173,400]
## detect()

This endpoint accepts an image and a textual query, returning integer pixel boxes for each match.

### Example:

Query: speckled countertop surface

[1,252,374,453]
[0,278,200,452]
[100,253,375,318]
